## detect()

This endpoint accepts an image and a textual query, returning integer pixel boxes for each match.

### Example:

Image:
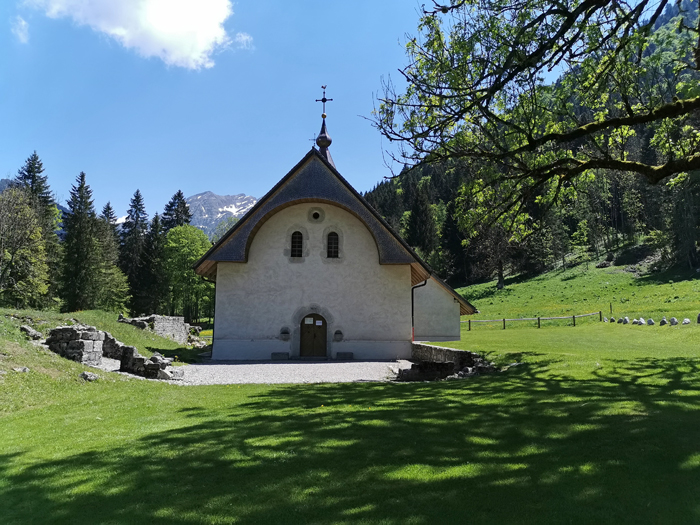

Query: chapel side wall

[213,203,412,360]
[413,278,461,342]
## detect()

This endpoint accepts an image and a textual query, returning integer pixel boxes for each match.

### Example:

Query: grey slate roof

[194,147,477,314]
[207,151,413,264]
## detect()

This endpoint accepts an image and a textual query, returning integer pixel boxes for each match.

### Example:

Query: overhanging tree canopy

[376,0,700,228]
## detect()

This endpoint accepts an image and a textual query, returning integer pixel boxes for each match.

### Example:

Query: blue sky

[1,1,424,217]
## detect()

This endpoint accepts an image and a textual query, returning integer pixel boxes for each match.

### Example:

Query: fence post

[610,302,613,316]
[538,317,541,328]
[599,311,602,321]
[503,318,506,330]
[573,315,576,327]
[468,320,471,331]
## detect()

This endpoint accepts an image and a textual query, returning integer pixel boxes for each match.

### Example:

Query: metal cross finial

[315,85,333,117]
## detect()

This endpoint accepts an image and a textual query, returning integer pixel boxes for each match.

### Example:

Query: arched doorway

[300,314,327,357]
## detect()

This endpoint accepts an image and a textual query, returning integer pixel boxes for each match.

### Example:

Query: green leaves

[375,0,700,232]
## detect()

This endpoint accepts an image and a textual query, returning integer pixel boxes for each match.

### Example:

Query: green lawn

[1,266,700,524]
[458,263,700,323]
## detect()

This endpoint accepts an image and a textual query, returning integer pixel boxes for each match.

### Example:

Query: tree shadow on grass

[146,346,204,364]
[632,264,700,286]
[3,358,700,524]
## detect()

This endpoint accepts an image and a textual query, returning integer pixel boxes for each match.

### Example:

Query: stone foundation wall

[411,343,481,370]
[46,326,106,367]
[119,314,193,344]
[399,343,495,381]
[46,325,183,380]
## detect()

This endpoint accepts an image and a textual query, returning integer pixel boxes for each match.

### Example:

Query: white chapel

[194,110,476,361]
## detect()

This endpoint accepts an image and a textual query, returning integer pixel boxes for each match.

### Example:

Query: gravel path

[93,357,412,385]
[180,360,412,385]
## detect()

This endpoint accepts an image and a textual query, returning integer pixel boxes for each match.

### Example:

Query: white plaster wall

[413,278,461,341]
[213,203,412,360]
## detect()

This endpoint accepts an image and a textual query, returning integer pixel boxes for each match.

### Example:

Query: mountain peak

[186,191,257,237]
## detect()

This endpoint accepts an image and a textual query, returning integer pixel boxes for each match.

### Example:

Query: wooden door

[300,314,327,357]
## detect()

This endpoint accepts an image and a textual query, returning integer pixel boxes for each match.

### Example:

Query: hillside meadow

[1,264,699,524]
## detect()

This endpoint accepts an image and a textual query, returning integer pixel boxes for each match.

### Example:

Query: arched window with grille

[327,232,339,258]
[291,231,303,258]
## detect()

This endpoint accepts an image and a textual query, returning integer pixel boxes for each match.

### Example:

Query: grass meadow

[1,263,700,524]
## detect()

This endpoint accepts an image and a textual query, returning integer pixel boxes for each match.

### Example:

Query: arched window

[327,232,339,258]
[291,231,303,258]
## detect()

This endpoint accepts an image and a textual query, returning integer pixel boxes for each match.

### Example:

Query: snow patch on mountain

[186,191,257,237]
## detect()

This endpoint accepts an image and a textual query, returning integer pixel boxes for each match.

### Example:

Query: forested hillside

[366,0,700,288]
[0,155,213,322]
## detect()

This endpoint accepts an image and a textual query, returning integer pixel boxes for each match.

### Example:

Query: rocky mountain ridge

[186,191,258,236]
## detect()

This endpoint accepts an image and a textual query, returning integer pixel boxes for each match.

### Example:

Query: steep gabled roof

[194,147,477,315]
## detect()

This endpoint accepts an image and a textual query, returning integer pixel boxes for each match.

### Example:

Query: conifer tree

[405,186,437,255]
[119,190,149,314]
[15,151,55,217]
[440,200,468,285]
[61,172,100,311]
[15,151,61,305]
[94,216,130,313]
[99,202,120,261]
[100,202,118,231]
[162,190,192,231]
[138,213,169,314]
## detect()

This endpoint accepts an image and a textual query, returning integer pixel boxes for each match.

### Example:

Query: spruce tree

[119,190,149,314]
[61,172,100,311]
[138,213,169,314]
[15,151,61,305]
[16,151,55,217]
[100,202,118,231]
[440,200,468,285]
[405,186,437,255]
[162,190,192,231]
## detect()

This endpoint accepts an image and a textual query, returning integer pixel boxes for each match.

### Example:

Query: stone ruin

[398,343,497,381]
[46,325,183,380]
[118,314,204,346]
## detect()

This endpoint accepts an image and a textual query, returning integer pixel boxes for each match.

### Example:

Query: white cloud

[234,32,253,50]
[12,16,29,43]
[25,0,243,69]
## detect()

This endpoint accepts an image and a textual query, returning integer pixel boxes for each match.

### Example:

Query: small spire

[315,86,335,167]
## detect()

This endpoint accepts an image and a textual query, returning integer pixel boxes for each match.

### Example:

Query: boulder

[170,367,185,380]
[12,367,29,373]
[149,354,167,369]
[603,317,608,323]
[617,318,624,324]
[639,318,646,325]
[648,319,655,326]
[623,317,630,324]
[79,371,99,382]
[20,325,42,340]
[697,313,700,324]
[670,317,679,326]
[610,317,616,323]
[632,319,639,325]
[157,369,173,380]
[683,318,691,325]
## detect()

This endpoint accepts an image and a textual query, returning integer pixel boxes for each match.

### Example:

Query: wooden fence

[462,311,602,330]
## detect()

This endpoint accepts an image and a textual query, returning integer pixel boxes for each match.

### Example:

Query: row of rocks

[603,315,695,326]
[46,325,183,380]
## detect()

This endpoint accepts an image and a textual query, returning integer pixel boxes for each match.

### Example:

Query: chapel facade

[194,116,476,361]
